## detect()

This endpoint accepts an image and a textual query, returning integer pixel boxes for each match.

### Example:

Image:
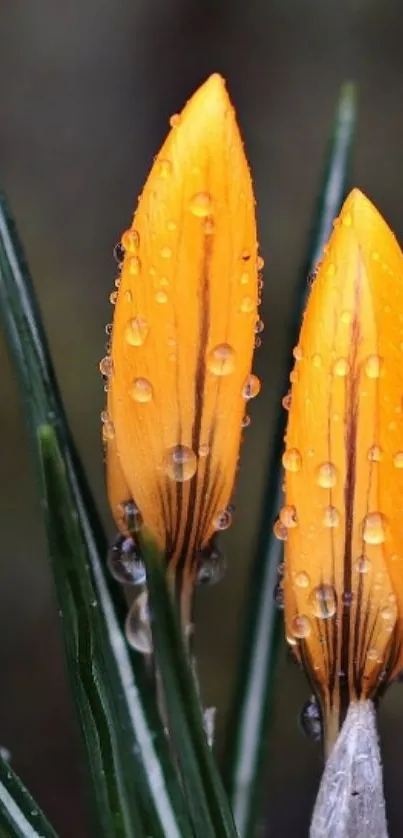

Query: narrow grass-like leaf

[0,754,59,838]
[222,83,357,838]
[141,536,239,838]
[0,194,192,838]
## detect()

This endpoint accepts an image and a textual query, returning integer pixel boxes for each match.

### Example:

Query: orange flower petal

[103,74,259,610]
[283,188,403,747]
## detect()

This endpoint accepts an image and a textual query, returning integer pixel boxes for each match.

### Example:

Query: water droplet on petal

[368,445,382,462]
[342,212,352,228]
[312,354,322,368]
[295,571,310,589]
[158,158,172,177]
[160,246,172,259]
[196,545,227,585]
[240,295,255,313]
[282,392,292,411]
[380,604,396,622]
[102,420,115,442]
[323,505,340,528]
[105,323,113,336]
[125,592,152,654]
[107,535,146,585]
[255,319,264,334]
[242,414,251,428]
[362,512,387,545]
[169,113,180,128]
[118,499,143,533]
[113,242,125,263]
[165,445,197,482]
[364,354,383,379]
[189,191,212,217]
[129,377,153,403]
[293,345,303,361]
[341,310,352,324]
[257,255,265,270]
[282,448,302,473]
[309,584,337,619]
[367,647,378,661]
[207,344,236,376]
[124,317,149,347]
[292,615,312,639]
[393,451,403,468]
[274,581,284,609]
[121,229,139,253]
[242,374,261,400]
[273,519,288,541]
[240,271,249,285]
[213,508,232,531]
[316,462,337,488]
[356,554,371,574]
[128,256,141,275]
[99,356,113,378]
[109,291,118,305]
[333,357,350,377]
[198,443,210,458]
[155,290,168,303]
[279,505,298,528]
[300,696,322,742]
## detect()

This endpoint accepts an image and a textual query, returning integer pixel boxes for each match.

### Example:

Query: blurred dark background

[1,1,403,836]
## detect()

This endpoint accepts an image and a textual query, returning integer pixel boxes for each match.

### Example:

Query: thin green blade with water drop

[0,193,192,838]
[222,82,357,838]
[0,753,59,838]
[141,535,239,838]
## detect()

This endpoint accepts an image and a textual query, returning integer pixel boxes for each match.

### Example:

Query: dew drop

[312,354,322,368]
[342,212,352,228]
[207,344,236,376]
[124,289,132,303]
[362,512,387,545]
[198,443,210,457]
[155,290,168,303]
[240,271,249,285]
[213,508,232,531]
[282,448,302,473]
[274,581,284,610]
[282,393,292,414]
[109,290,118,305]
[242,414,251,428]
[107,535,146,585]
[368,445,382,462]
[169,113,180,128]
[121,229,139,253]
[380,605,396,622]
[393,451,403,468]
[189,191,212,217]
[279,504,298,528]
[99,356,113,378]
[273,519,288,541]
[341,310,352,324]
[160,245,172,259]
[240,295,255,313]
[118,499,143,533]
[333,357,350,377]
[129,377,153,403]
[299,696,322,742]
[158,158,172,177]
[105,323,113,337]
[323,505,340,528]
[125,592,152,655]
[293,345,303,361]
[102,420,115,442]
[255,319,264,334]
[164,445,197,482]
[292,615,311,639]
[309,584,337,619]
[167,220,177,232]
[124,317,149,347]
[196,545,227,585]
[315,462,337,488]
[257,255,265,271]
[367,647,378,661]
[295,571,310,589]
[356,554,371,574]
[128,256,141,276]
[242,374,261,400]
[364,354,383,379]
[113,242,125,263]
[289,370,298,384]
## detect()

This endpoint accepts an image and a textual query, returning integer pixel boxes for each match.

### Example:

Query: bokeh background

[1,1,403,836]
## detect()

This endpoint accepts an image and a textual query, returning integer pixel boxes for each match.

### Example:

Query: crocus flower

[101,74,261,625]
[282,188,403,752]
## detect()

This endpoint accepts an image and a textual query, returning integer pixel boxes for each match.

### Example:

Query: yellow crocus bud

[101,74,260,624]
[282,188,403,751]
